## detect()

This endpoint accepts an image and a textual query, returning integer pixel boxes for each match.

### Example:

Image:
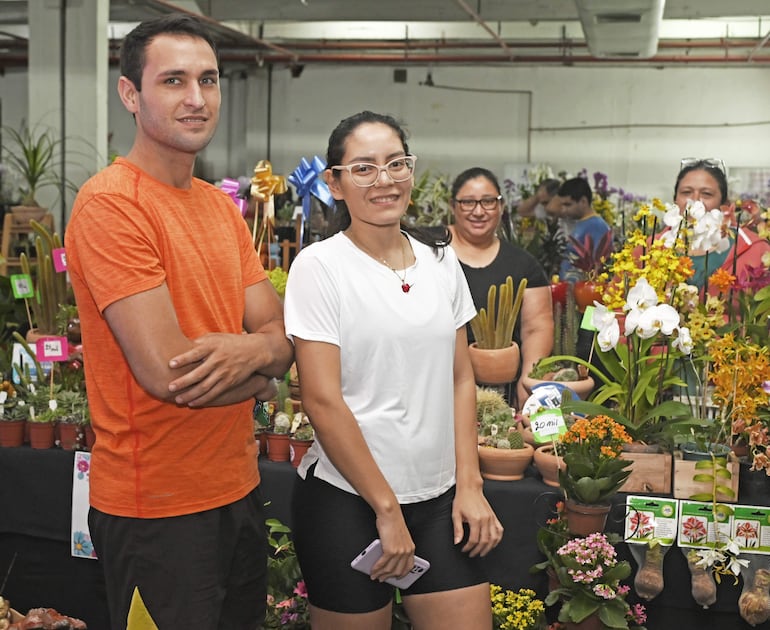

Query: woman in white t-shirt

[284,111,503,630]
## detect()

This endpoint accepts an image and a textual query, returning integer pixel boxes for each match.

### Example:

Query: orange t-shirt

[66,158,264,518]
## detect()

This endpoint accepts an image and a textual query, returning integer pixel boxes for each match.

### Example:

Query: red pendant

[402,283,411,293]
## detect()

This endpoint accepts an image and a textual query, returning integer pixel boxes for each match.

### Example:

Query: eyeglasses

[330,155,417,187]
[680,157,727,175]
[453,196,503,212]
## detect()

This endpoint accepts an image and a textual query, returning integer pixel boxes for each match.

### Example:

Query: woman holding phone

[284,111,503,630]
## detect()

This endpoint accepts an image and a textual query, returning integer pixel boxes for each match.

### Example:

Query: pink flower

[294,580,308,597]
[629,603,647,624]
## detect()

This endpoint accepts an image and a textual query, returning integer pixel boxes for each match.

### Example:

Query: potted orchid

[545,199,731,447]
[541,276,695,447]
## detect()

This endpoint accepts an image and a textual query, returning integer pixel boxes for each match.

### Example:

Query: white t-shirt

[284,232,476,503]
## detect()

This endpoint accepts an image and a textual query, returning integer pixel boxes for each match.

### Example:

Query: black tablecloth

[0,447,765,629]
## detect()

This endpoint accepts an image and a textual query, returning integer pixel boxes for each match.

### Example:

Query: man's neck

[125,142,196,189]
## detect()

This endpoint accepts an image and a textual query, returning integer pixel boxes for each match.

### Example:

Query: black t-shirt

[459,239,548,346]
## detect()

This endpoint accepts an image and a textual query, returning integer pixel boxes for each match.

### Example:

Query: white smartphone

[350,539,431,589]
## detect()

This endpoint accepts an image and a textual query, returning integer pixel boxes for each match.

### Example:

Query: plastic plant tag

[731,505,770,555]
[625,495,679,545]
[530,408,567,444]
[35,336,68,362]
[10,274,34,299]
[580,305,598,331]
[678,500,733,550]
[52,247,68,272]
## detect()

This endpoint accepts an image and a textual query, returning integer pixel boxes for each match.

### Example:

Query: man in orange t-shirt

[65,14,292,630]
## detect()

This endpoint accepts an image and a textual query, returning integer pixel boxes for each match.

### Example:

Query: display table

[0,447,764,629]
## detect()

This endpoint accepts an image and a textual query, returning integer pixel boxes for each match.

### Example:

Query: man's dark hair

[558,177,592,204]
[120,13,219,91]
[540,178,561,197]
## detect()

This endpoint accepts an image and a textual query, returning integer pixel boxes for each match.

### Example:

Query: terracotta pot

[550,280,569,308]
[25,328,46,344]
[565,613,605,630]
[255,428,269,456]
[478,442,534,481]
[28,421,55,449]
[546,566,560,593]
[564,499,610,537]
[519,373,595,401]
[0,420,25,447]
[573,280,603,312]
[468,341,520,386]
[58,422,83,450]
[533,443,565,488]
[265,432,291,462]
[84,424,96,450]
[289,438,314,468]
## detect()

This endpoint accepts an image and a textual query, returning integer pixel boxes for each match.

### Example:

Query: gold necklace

[347,232,413,293]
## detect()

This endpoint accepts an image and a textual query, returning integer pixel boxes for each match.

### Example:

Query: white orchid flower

[597,317,620,351]
[672,326,693,355]
[695,548,724,569]
[634,304,680,339]
[624,277,659,312]
[592,302,617,330]
[726,539,742,556]
[690,210,725,251]
[685,199,707,221]
[663,203,683,229]
[728,556,750,576]
[624,307,641,336]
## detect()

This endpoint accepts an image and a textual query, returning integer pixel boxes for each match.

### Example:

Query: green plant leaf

[563,595,600,623]
[693,473,714,482]
[715,485,736,499]
[689,492,713,501]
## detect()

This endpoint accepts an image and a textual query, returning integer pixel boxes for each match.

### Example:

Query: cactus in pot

[20,219,70,336]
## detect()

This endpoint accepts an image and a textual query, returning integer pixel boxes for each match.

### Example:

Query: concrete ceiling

[0,0,769,68]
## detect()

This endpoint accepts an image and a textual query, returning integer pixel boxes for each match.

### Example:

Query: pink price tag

[53,248,68,272]
[35,336,69,362]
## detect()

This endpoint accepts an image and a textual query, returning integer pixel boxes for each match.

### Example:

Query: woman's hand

[452,485,504,558]
[370,516,415,582]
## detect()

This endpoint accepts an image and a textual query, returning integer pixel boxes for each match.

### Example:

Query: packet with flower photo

[625,496,679,546]
[730,505,770,554]
[624,496,679,602]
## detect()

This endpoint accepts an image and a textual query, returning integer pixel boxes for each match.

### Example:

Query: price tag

[35,336,69,362]
[10,274,34,299]
[580,305,598,331]
[530,408,567,443]
[52,247,68,272]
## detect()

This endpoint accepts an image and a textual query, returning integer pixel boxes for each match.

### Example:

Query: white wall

[3,62,770,217]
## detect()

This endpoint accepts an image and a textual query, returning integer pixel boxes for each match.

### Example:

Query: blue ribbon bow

[288,156,335,222]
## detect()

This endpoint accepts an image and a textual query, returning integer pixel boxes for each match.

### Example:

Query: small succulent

[272,411,292,434]
[477,386,526,449]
